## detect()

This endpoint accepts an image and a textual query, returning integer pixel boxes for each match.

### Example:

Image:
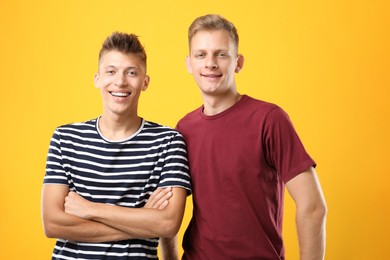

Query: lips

[201,73,222,78]
[109,91,131,97]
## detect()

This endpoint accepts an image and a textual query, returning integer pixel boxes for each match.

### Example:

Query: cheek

[227,64,238,74]
[100,77,113,86]
[189,61,202,73]
[96,75,115,87]
[100,87,108,98]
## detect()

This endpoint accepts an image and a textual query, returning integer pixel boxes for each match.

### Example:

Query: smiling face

[186,29,244,98]
[95,50,149,118]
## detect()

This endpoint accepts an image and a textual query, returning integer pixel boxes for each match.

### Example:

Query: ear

[142,75,150,91]
[235,54,245,73]
[94,73,100,88]
[185,56,193,74]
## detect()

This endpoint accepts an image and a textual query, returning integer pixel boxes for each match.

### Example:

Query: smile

[109,91,131,97]
[201,73,222,78]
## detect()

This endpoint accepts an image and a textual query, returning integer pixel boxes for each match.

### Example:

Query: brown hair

[98,32,147,67]
[188,14,239,52]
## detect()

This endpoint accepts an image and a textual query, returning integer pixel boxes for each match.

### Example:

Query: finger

[144,188,164,208]
[158,199,169,210]
[153,190,173,209]
[145,187,172,209]
[64,195,71,207]
[150,188,171,203]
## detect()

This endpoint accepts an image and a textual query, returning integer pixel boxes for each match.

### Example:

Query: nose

[114,73,128,87]
[205,56,218,69]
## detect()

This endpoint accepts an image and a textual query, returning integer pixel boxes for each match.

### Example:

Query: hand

[144,187,173,209]
[64,191,94,219]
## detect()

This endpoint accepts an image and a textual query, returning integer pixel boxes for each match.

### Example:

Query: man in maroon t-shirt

[176,14,327,259]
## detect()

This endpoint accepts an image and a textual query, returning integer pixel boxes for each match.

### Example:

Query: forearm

[296,206,327,260]
[75,188,187,238]
[286,168,327,260]
[42,184,132,242]
[90,203,180,238]
[43,211,133,242]
[160,235,179,260]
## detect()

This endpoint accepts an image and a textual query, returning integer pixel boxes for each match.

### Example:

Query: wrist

[84,200,100,220]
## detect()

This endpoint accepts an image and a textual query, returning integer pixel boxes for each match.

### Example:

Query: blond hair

[188,14,239,52]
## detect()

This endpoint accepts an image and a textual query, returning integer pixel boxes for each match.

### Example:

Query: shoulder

[241,95,280,113]
[142,120,183,138]
[55,118,96,131]
[52,118,97,139]
[141,120,187,150]
[237,95,289,123]
[176,106,203,127]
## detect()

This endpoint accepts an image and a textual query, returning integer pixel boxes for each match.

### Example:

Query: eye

[194,53,205,59]
[127,70,138,76]
[105,70,115,75]
[217,52,228,58]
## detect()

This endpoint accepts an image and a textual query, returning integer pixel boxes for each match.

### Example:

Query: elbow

[316,200,328,220]
[161,223,181,238]
[297,198,327,221]
[304,201,327,222]
[157,219,182,238]
[42,221,57,238]
[42,216,63,239]
[321,202,328,219]
[314,206,327,227]
[44,231,57,239]
[166,224,181,238]
[151,188,187,238]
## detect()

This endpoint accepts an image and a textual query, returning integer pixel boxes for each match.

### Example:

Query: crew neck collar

[95,116,145,143]
[200,94,248,120]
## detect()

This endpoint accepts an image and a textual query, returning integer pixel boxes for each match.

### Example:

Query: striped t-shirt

[44,118,191,259]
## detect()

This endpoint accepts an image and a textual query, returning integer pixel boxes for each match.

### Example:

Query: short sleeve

[158,132,192,194]
[264,107,316,183]
[43,129,70,185]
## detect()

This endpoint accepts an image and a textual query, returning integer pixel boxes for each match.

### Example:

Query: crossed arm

[41,184,186,243]
[286,166,327,260]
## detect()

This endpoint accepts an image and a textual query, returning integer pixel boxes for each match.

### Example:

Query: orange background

[0,0,389,259]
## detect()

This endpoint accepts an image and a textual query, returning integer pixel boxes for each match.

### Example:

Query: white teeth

[110,92,130,97]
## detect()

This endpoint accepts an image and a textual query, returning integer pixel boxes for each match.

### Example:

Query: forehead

[190,30,236,52]
[99,50,145,69]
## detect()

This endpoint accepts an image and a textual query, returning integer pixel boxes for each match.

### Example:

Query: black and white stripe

[44,118,191,259]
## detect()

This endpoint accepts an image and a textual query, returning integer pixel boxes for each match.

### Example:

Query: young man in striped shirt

[41,32,191,259]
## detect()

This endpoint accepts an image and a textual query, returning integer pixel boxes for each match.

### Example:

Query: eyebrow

[103,65,139,70]
[191,48,230,53]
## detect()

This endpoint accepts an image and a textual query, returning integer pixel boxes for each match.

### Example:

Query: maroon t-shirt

[177,95,315,260]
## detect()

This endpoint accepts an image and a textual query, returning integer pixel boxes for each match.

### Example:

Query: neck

[98,112,142,141]
[202,91,242,116]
